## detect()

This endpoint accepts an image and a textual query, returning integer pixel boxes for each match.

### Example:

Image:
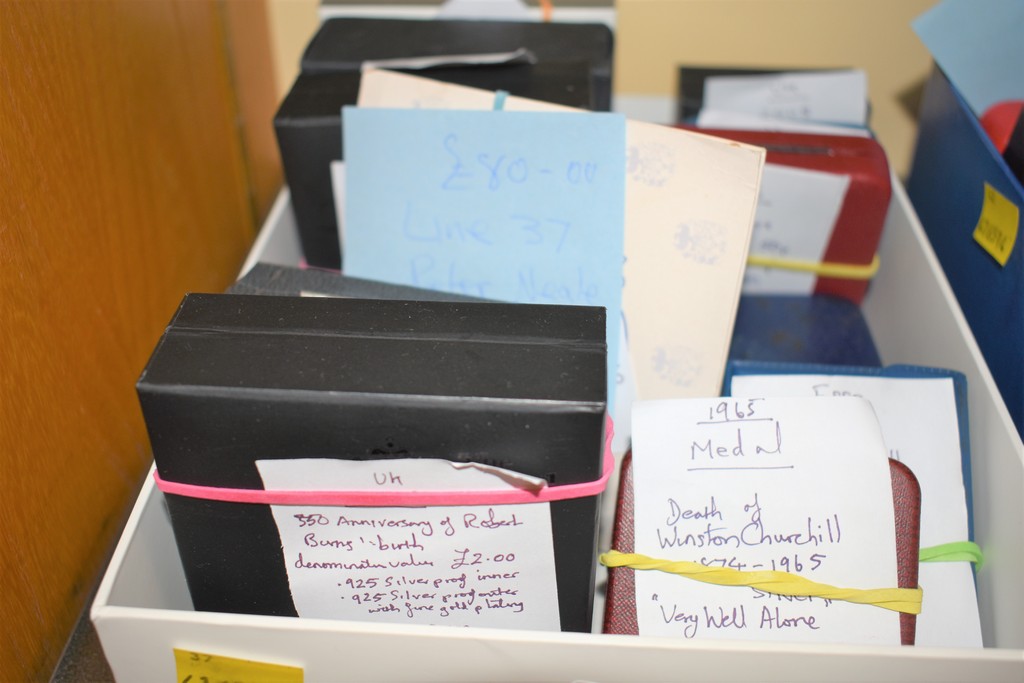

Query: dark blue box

[907,66,1024,439]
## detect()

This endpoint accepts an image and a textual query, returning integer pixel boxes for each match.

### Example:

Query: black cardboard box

[275,62,595,269]
[137,293,608,632]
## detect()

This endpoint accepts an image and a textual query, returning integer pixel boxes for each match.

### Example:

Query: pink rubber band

[153,418,614,507]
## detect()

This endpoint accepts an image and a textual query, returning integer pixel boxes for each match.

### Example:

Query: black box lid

[138,293,607,488]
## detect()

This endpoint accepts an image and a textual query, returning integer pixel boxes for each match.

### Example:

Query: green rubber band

[919,541,984,567]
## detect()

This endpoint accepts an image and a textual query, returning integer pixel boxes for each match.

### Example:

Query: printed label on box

[256,458,561,630]
[972,182,1019,266]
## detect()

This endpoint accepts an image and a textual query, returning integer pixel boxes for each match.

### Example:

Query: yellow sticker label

[973,183,1019,266]
[173,648,303,683]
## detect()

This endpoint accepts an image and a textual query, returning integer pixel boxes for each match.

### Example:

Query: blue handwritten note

[342,107,626,403]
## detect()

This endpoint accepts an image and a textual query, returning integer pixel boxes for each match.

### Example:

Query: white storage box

[91,182,1024,681]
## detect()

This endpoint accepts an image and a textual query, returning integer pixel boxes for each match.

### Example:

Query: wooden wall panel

[0,1,265,679]
[222,0,284,223]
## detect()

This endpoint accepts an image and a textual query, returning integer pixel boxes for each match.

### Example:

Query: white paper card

[631,397,900,645]
[742,164,850,295]
[362,48,534,71]
[256,458,561,630]
[730,374,983,647]
[437,0,531,20]
[702,70,869,126]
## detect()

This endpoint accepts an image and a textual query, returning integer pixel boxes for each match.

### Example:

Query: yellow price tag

[173,648,303,683]
[973,182,1019,266]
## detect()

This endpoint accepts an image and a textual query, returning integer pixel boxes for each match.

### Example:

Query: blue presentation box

[906,66,1024,440]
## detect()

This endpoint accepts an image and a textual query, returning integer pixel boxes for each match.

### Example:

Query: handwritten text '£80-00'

[400,133,605,304]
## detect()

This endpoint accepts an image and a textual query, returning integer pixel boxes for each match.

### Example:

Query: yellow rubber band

[920,541,984,567]
[747,253,880,280]
[600,550,922,615]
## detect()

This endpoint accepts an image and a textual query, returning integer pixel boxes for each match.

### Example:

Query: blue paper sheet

[913,0,1024,116]
[342,106,626,403]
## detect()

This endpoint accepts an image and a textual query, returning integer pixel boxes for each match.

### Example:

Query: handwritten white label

[354,68,764,411]
[703,70,868,126]
[730,374,983,647]
[631,397,900,644]
[256,458,561,630]
[742,164,851,295]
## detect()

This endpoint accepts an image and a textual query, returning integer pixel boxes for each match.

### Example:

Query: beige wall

[268,0,322,99]
[614,0,938,177]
